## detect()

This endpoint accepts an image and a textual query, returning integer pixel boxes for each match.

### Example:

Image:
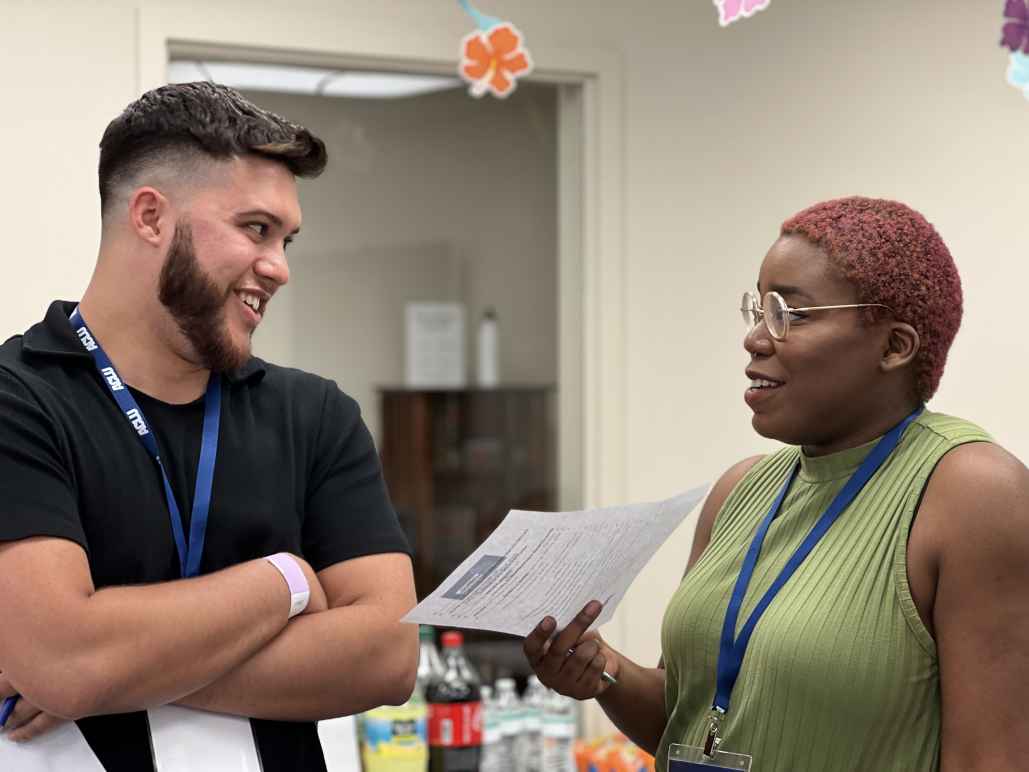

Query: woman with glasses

[523,197,1029,771]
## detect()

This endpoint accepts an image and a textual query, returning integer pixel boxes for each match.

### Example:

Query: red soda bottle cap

[441,630,464,648]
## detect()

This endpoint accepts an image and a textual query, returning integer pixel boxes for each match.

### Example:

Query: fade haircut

[98,81,327,216]
[781,196,962,403]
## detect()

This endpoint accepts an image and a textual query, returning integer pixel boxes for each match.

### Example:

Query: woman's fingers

[522,601,613,700]
[539,601,602,679]
[562,639,601,683]
[523,615,556,666]
[583,651,609,688]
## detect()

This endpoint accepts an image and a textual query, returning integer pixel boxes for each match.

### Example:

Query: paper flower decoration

[460,23,533,98]
[1007,51,1029,100]
[457,1,533,98]
[1001,0,1029,54]
[715,0,772,27]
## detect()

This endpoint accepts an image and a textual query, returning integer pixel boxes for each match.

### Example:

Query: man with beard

[0,82,418,771]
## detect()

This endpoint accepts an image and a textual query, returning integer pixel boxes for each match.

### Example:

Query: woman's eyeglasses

[741,291,892,341]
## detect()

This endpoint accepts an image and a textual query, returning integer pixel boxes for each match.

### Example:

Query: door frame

[139,4,627,517]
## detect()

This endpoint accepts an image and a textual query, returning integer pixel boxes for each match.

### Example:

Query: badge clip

[703,708,724,758]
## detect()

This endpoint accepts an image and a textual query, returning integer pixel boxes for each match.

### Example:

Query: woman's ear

[881,322,920,373]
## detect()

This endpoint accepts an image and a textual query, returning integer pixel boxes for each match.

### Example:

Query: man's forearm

[3,546,295,720]
[176,602,418,721]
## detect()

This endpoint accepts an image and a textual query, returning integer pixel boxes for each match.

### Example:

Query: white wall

[614,0,1029,674]
[3,0,1027,734]
[241,86,559,443]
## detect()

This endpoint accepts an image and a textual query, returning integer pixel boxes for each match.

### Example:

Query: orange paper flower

[459,22,533,98]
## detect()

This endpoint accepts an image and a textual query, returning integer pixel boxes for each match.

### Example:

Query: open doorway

[168,57,576,680]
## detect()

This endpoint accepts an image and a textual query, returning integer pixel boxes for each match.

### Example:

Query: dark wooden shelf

[378,387,556,606]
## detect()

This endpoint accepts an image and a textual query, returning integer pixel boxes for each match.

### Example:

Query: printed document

[402,484,709,636]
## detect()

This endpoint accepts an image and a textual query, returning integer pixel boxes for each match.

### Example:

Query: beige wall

[241,86,559,444]
[3,0,1027,730]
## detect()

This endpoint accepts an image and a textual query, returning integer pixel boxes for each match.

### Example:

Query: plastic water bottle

[418,625,446,688]
[476,307,499,387]
[480,684,502,772]
[542,689,577,772]
[494,678,521,772]
[427,631,482,772]
[521,675,547,772]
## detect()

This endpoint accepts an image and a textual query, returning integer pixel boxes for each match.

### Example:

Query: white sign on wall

[405,303,466,388]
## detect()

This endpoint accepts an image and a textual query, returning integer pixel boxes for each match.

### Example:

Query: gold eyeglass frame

[741,290,893,341]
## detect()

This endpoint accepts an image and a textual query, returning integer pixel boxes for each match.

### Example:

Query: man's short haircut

[98,81,327,215]
[781,196,962,402]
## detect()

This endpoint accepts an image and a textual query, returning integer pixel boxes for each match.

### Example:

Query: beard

[158,222,250,373]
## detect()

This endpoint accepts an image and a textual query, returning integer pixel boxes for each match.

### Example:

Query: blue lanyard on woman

[703,405,924,757]
[69,307,222,579]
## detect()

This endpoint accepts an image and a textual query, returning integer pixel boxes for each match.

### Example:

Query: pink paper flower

[715,0,771,27]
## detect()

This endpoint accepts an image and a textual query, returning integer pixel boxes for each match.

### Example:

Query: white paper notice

[147,705,262,771]
[0,707,263,772]
[318,715,362,771]
[0,721,104,771]
[402,484,709,636]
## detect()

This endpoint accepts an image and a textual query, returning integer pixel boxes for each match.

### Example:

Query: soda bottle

[427,630,482,772]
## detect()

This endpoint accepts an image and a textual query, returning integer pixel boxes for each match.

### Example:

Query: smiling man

[0,82,418,771]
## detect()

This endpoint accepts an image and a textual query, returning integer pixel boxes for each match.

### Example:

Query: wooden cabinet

[378,387,556,602]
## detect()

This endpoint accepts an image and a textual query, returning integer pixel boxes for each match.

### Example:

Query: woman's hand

[522,600,619,700]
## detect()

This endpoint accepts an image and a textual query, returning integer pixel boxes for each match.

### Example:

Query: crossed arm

[177,551,418,720]
[0,536,418,737]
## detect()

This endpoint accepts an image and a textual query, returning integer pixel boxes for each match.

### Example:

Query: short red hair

[781,197,961,402]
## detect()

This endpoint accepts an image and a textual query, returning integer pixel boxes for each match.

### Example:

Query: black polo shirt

[0,300,410,771]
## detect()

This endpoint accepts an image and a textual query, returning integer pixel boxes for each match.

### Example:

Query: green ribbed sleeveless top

[657,411,991,771]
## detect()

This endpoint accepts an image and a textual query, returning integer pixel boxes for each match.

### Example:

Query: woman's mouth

[744,377,784,408]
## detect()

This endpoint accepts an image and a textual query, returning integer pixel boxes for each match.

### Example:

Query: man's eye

[283,236,294,251]
[789,311,808,322]
[247,223,269,238]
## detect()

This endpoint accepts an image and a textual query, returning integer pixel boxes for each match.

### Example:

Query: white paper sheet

[317,715,362,771]
[0,706,263,772]
[0,720,105,771]
[402,484,709,636]
[147,705,261,771]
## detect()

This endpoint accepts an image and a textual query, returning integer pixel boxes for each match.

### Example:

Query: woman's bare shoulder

[918,441,1029,564]
[684,455,765,574]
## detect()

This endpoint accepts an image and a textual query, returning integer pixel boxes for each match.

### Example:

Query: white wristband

[264,553,311,619]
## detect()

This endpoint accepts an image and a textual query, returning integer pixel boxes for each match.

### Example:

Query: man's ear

[881,322,920,373]
[127,187,171,247]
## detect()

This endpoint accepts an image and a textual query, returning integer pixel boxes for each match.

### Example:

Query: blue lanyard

[704,405,923,754]
[69,308,222,579]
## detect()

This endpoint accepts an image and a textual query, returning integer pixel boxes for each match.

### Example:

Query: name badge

[669,743,752,771]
